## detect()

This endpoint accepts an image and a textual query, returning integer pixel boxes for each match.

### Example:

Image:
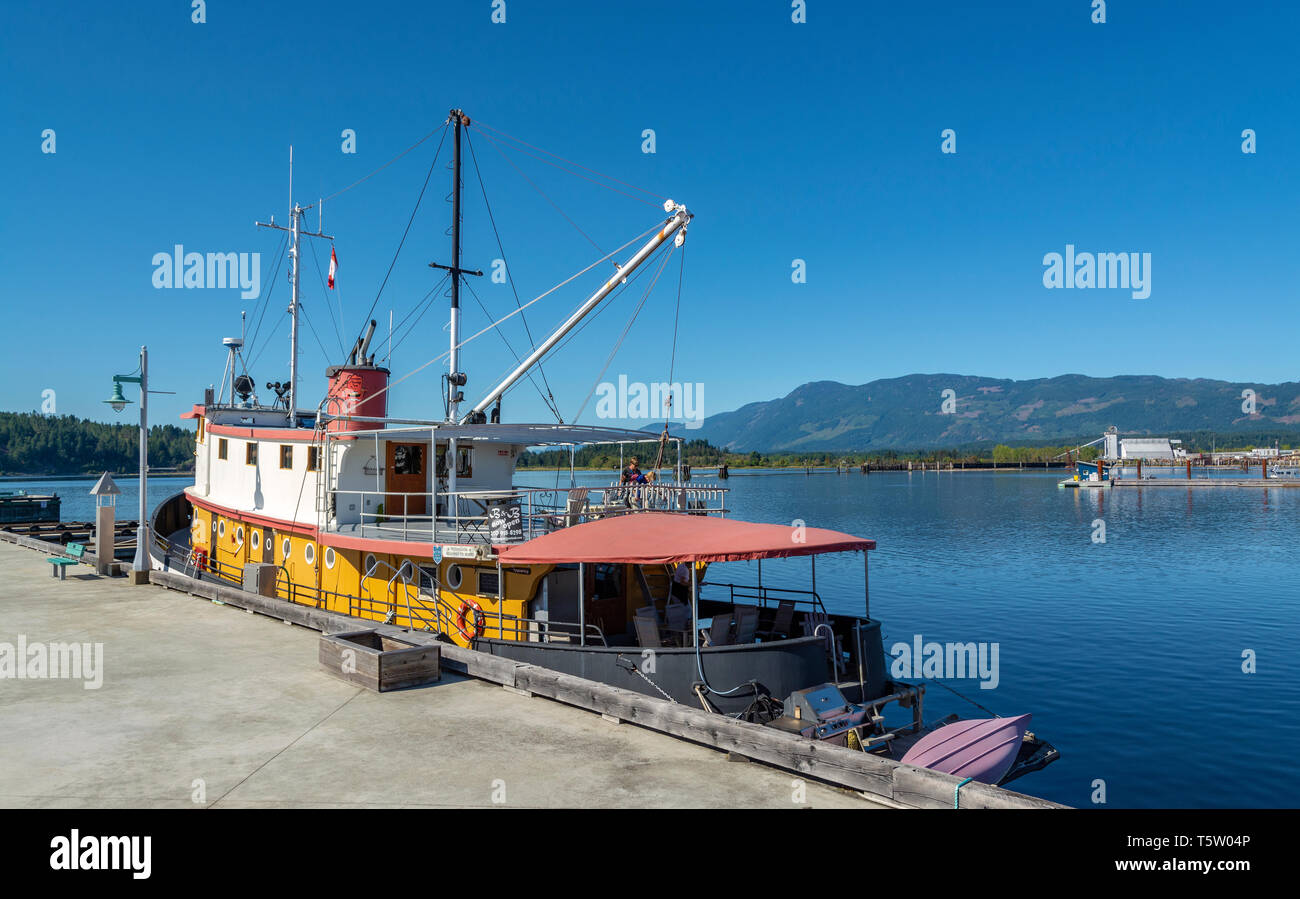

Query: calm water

[520,467,1300,809]
[10,469,1297,807]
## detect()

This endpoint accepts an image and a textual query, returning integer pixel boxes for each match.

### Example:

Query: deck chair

[759,600,797,640]
[733,604,759,644]
[633,608,667,648]
[663,600,692,646]
[564,487,590,527]
[704,613,734,647]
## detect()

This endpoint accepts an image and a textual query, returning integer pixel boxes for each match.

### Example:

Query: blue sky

[1,0,1296,430]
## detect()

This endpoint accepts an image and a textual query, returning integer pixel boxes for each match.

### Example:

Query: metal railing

[327,482,728,544]
[699,581,830,621]
[483,612,608,647]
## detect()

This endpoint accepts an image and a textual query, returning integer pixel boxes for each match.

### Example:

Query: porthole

[235,525,244,546]
[218,519,226,538]
[364,553,377,577]
[251,530,261,551]
[324,547,336,569]
[446,564,463,590]
[281,537,291,560]
[304,543,316,565]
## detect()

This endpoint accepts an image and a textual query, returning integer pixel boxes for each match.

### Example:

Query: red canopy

[496,512,874,565]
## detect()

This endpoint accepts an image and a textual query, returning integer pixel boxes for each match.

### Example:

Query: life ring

[192,547,209,571]
[456,597,485,641]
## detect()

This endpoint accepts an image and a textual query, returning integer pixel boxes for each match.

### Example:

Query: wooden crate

[319,630,441,692]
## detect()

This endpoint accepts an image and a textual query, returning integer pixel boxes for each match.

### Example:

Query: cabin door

[385,443,427,516]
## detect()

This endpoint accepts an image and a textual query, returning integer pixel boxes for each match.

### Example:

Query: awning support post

[691,562,699,650]
[578,562,585,647]
[864,552,870,620]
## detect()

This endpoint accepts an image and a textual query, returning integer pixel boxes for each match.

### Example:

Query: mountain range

[656,374,1300,452]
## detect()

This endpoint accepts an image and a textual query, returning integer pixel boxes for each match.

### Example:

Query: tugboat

[149,110,1057,785]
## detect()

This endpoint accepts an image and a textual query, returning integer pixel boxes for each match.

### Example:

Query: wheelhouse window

[393,444,423,475]
[197,418,205,443]
[280,445,294,470]
[246,442,258,466]
[306,446,320,472]
[218,438,228,460]
[477,569,500,598]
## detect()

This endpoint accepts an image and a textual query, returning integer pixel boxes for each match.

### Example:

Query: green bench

[48,542,86,579]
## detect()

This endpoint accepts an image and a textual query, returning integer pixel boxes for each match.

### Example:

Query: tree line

[0,412,195,475]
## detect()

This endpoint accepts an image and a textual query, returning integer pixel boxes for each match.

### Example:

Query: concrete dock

[0,539,881,809]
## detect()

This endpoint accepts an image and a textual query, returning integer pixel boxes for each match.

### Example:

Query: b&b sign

[488,500,523,543]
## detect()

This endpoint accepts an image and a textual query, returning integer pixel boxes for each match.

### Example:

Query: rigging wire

[300,304,333,363]
[570,243,675,424]
[465,128,561,420]
[306,121,450,210]
[476,128,606,255]
[244,228,291,364]
[463,278,563,422]
[491,236,664,410]
[385,273,449,358]
[653,248,688,473]
[346,222,663,416]
[307,236,348,358]
[351,124,450,347]
[474,118,667,207]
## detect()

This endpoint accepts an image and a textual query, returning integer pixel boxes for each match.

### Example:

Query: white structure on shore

[1099,427,1184,461]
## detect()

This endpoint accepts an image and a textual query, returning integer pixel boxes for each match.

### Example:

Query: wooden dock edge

[140,564,1066,809]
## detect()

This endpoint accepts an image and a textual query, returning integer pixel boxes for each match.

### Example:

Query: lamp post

[105,346,149,581]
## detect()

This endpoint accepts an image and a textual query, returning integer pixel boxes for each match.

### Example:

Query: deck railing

[327,482,728,545]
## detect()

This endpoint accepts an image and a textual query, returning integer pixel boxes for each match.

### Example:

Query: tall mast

[256,146,332,422]
[289,198,301,418]
[448,109,465,422]
[430,109,482,422]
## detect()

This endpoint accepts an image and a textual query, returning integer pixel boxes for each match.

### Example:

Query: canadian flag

[327,246,338,289]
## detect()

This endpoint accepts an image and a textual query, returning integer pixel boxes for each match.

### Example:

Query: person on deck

[622,458,647,485]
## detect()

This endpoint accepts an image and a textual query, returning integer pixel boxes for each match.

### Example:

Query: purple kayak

[899,714,1030,785]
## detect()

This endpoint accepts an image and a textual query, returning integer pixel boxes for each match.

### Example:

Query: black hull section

[474,631,881,716]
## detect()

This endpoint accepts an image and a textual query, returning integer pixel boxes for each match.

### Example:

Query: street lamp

[104,347,150,580]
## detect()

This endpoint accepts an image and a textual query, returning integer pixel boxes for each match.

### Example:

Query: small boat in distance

[1059,459,1114,489]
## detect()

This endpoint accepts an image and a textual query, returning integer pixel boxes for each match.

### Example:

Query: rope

[926,678,1002,718]
[954,776,973,809]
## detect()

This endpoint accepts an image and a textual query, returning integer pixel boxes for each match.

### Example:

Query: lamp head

[104,379,131,413]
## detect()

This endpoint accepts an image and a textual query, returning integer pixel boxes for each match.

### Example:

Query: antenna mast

[430,109,483,422]
[256,146,332,422]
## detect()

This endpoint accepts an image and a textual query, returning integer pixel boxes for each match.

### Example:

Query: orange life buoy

[192,548,209,571]
[456,597,485,641]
